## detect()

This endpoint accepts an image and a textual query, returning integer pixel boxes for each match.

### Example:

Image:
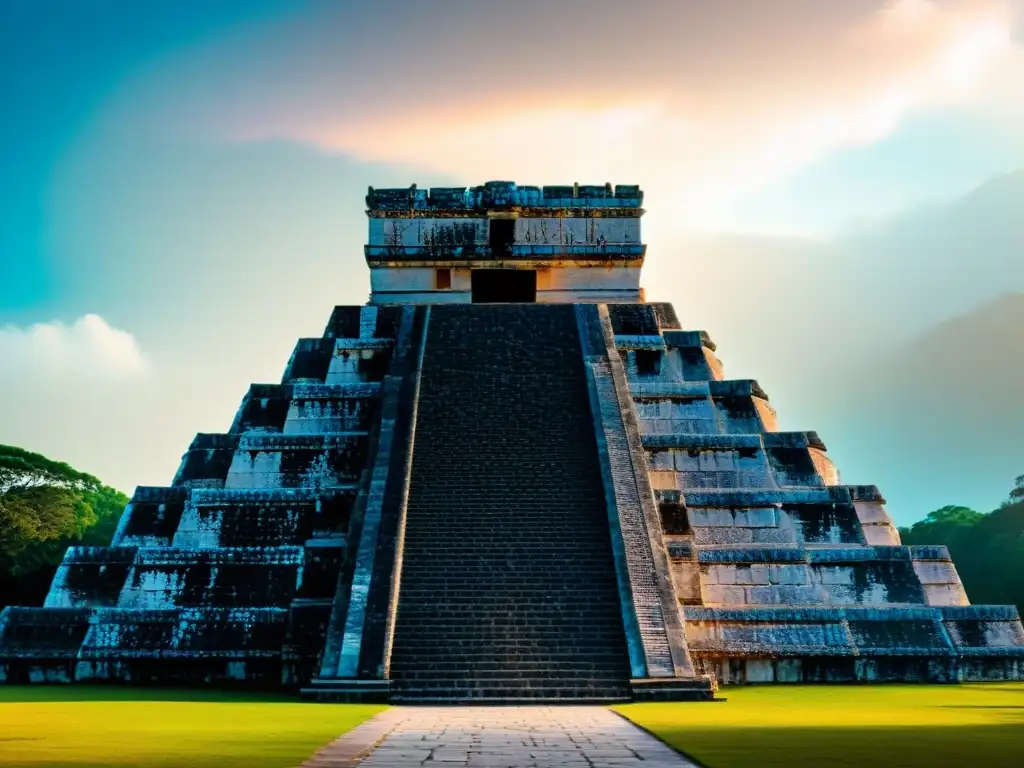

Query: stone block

[703,585,747,605]
[734,507,777,528]
[689,507,735,527]
[746,659,775,682]
[694,526,755,545]
[912,561,960,585]
[747,585,825,605]
[744,564,771,585]
[815,566,856,586]
[923,584,969,607]
[769,564,809,585]
[862,523,901,546]
[708,565,737,585]
[853,500,893,524]
[647,470,678,490]
[776,658,803,682]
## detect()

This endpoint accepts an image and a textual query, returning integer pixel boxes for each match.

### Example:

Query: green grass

[614,683,1024,768]
[0,687,386,768]
[5,683,1022,767]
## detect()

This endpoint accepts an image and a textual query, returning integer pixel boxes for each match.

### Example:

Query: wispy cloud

[139,0,1020,233]
[0,314,149,379]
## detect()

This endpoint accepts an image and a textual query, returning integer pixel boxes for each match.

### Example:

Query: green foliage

[898,504,984,548]
[1009,473,1024,504]
[901,497,1024,614]
[0,444,128,603]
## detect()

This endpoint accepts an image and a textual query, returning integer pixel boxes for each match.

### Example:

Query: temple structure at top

[1,181,1021,703]
[365,181,645,304]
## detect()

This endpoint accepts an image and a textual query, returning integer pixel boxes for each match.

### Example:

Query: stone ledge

[129,486,189,503]
[698,548,807,564]
[301,678,392,703]
[662,330,716,350]
[237,433,368,451]
[807,546,914,563]
[678,489,835,506]
[630,381,711,399]
[629,676,716,701]
[708,379,770,400]
[847,485,886,502]
[684,606,944,621]
[187,433,241,451]
[292,382,383,398]
[614,334,666,350]
[188,487,357,503]
[942,605,1022,621]
[75,650,284,659]
[132,545,304,565]
[690,643,854,656]
[333,338,394,351]
[763,432,826,450]
[957,647,1024,657]
[908,545,953,561]
[642,433,763,450]
[60,546,138,564]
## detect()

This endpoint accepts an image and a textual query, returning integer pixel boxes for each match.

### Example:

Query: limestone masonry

[1,181,1021,701]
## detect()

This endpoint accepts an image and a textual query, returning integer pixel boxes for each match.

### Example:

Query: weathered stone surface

[302,706,699,768]
[0,180,1019,694]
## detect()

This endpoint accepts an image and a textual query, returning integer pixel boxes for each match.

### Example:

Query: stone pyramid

[1,181,1020,702]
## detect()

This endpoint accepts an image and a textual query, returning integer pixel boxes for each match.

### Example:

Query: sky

[0,0,1022,523]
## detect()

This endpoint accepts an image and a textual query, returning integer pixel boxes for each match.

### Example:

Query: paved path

[302,706,699,768]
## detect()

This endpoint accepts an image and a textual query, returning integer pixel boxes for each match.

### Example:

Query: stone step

[392,669,630,682]
[389,694,632,704]
[389,684,632,700]
[387,652,629,664]
[391,633,627,645]
[389,305,632,697]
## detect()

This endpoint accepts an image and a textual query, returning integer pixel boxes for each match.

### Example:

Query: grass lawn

[614,683,1024,768]
[0,687,386,768]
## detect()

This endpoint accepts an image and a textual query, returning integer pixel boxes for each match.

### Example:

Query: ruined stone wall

[365,181,646,305]
[0,305,412,688]
[606,302,1024,683]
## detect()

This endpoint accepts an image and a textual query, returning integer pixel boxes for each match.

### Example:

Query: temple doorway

[488,217,515,256]
[471,269,537,303]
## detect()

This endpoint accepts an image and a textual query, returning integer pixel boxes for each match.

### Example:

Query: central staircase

[388,304,633,702]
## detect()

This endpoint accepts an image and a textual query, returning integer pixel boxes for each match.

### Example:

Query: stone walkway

[301,706,699,767]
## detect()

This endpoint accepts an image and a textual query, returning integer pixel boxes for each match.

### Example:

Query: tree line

[0,444,127,608]
[899,475,1024,615]
[0,444,1021,615]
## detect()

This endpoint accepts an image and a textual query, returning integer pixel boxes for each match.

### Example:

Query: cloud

[0,315,151,491]
[124,0,1021,233]
[0,314,149,379]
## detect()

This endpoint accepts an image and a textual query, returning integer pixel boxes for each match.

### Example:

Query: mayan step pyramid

[2,181,1021,702]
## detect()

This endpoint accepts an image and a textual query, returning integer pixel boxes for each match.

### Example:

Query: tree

[1009,474,1024,505]
[0,485,78,558]
[0,445,128,605]
[898,504,984,551]
[901,498,1024,616]
[0,444,109,561]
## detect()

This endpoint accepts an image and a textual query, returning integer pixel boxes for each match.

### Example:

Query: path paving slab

[301,706,698,768]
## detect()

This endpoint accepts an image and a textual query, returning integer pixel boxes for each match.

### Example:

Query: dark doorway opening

[635,350,662,376]
[471,269,537,303]
[488,218,515,256]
